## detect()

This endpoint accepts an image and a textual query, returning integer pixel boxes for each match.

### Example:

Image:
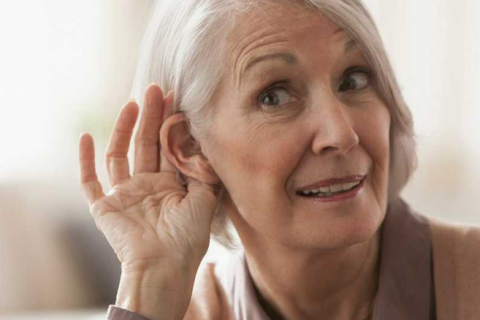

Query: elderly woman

[79,0,479,319]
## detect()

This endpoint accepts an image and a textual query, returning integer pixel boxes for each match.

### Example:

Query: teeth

[329,183,343,193]
[342,182,357,190]
[301,181,361,196]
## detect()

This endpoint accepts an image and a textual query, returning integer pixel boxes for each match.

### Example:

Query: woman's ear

[160,113,220,184]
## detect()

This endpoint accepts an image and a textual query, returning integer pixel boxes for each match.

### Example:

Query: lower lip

[298,177,366,203]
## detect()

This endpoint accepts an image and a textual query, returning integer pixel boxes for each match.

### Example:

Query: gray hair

[130,0,418,249]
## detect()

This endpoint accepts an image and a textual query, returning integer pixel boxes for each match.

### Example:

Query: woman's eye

[259,87,296,108]
[338,70,371,92]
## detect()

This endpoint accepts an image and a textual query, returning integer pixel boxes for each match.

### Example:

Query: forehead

[226,1,345,80]
[229,1,335,39]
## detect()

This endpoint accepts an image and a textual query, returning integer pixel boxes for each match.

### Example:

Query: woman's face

[203,3,390,249]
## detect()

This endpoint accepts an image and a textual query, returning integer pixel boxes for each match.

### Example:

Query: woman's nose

[310,98,359,156]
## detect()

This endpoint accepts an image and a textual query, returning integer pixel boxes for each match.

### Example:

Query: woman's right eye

[259,86,297,108]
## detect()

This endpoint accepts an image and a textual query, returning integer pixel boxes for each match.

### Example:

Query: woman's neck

[243,231,381,320]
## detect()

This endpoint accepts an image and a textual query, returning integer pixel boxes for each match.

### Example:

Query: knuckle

[81,174,98,184]
[106,151,127,159]
[114,127,133,135]
[135,135,158,147]
[140,112,162,121]
[80,165,97,182]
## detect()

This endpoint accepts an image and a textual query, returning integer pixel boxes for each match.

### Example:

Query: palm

[93,173,215,264]
[79,85,217,269]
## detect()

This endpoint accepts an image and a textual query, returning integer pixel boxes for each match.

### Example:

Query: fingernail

[147,83,159,91]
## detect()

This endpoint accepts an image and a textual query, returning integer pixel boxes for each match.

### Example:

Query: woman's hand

[78,84,217,274]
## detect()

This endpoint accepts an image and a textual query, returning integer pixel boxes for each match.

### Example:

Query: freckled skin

[201,3,389,319]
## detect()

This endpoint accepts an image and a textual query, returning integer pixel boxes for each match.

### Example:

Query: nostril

[322,146,338,153]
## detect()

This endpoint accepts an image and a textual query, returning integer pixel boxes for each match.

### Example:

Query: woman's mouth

[296,176,366,202]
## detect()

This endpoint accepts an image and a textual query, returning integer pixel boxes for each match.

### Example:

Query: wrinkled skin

[79,85,217,271]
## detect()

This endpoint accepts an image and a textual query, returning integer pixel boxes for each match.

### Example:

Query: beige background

[0,0,478,315]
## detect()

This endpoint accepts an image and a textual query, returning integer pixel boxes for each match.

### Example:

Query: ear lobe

[160,113,220,184]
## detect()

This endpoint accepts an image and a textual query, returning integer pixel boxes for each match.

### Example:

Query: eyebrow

[240,38,358,81]
[343,38,357,54]
[242,52,297,77]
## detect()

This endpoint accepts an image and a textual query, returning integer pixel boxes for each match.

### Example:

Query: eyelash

[257,66,374,108]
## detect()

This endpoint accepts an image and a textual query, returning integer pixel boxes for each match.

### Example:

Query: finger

[159,90,178,174]
[133,84,164,174]
[106,101,139,187]
[79,133,105,205]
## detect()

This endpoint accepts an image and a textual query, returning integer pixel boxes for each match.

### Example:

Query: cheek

[358,105,391,191]
[372,107,391,164]
[355,103,391,163]
[210,121,303,195]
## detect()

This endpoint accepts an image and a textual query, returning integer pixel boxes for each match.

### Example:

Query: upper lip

[296,175,366,192]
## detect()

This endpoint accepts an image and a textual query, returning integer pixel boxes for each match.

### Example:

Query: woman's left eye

[338,69,372,92]
[259,86,296,108]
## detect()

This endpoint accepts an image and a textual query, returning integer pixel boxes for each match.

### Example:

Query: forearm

[115,260,198,320]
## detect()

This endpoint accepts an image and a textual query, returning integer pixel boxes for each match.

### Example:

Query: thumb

[187,178,215,194]
[185,178,218,221]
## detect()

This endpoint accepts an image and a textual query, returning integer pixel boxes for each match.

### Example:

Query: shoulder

[393,195,480,251]
[427,215,480,253]
[391,198,480,318]
[425,215,480,319]
[427,215,480,283]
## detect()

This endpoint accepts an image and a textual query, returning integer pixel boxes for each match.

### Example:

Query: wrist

[121,255,202,275]
[116,260,198,320]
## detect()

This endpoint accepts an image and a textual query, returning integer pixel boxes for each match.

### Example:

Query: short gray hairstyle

[130,0,418,249]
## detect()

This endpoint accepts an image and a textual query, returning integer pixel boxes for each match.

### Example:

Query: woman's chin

[276,212,383,251]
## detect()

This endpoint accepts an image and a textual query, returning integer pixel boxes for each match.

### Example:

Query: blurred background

[0,0,478,318]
